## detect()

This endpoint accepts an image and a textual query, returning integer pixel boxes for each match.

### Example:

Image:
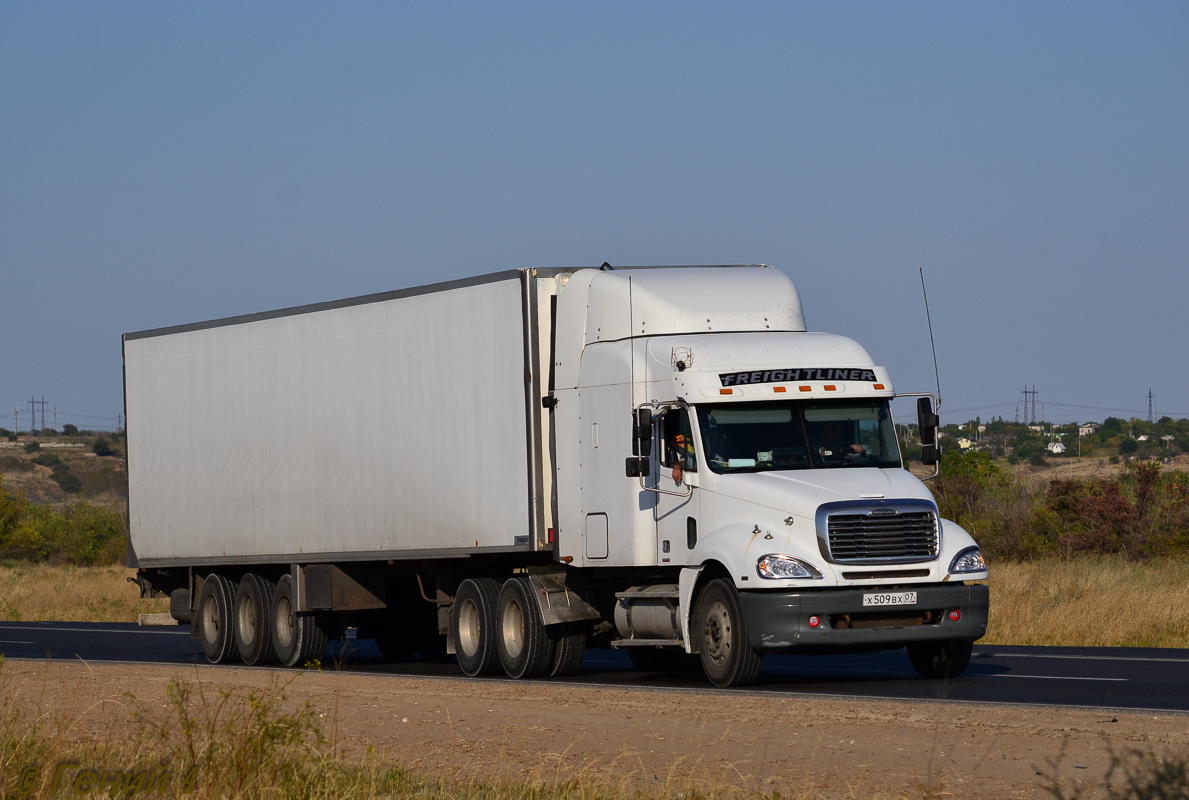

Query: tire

[197,574,239,664]
[693,579,763,688]
[234,574,277,666]
[496,577,553,679]
[451,578,502,676]
[170,589,192,624]
[627,646,702,674]
[907,640,974,679]
[271,574,330,668]
[549,624,587,677]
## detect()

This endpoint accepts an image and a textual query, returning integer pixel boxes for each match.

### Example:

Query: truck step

[610,638,683,648]
[614,589,679,599]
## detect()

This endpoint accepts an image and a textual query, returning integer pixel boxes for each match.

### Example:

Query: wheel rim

[275,595,294,649]
[237,593,256,646]
[702,600,732,666]
[502,598,524,660]
[201,593,220,646]
[458,598,482,658]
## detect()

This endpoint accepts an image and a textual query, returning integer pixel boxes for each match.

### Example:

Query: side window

[664,409,697,473]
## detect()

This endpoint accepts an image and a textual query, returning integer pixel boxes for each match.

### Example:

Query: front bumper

[738,583,989,653]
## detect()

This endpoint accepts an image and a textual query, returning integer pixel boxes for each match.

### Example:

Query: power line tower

[1021,385,1038,424]
[1148,389,1156,423]
[29,396,48,433]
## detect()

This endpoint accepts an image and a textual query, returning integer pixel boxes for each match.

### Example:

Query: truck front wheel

[271,574,329,668]
[693,579,763,687]
[906,640,974,679]
[452,578,502,676]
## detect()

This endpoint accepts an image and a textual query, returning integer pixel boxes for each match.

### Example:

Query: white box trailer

[126,265,989,686]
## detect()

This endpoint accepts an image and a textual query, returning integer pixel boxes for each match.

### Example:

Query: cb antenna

[919,268,941,411]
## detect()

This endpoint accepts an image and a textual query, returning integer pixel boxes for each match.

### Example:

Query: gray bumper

[738,583,989,653]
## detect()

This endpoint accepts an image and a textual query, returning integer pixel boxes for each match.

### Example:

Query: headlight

[949,546,987,574]
[756,554,823,580]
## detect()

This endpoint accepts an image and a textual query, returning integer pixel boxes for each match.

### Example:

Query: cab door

[654,406,700,565]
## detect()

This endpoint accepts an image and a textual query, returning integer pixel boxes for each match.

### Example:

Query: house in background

[1079,422,1099,436]
[1046,441,1066,455]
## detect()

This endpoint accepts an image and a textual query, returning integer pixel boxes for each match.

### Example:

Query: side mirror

[917,398,940,465]
[633,408,653,456]
[625,456,651,477]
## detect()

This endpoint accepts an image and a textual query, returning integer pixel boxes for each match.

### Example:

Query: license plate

[863,591,917,607]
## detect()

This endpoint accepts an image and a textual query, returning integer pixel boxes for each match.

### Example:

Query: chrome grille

[826,510,938,563]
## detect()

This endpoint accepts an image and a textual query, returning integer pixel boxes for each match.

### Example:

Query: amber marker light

[873,383,885,390]
[773,386,787,393]
[824,384,837,391]
[720,388,733,395]
[799,385,812,392]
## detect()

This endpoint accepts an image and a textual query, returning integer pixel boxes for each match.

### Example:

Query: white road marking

[0,640,36,644]
[0,625,189,636]
[986,674,1127,682]
[988,652,1189,664]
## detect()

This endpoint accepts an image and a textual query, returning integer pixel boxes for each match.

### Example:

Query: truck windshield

[695,400,901,473]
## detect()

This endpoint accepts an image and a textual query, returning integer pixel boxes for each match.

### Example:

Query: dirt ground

[4,660,1185,799]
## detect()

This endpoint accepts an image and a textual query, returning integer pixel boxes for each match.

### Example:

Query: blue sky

[2,2,1186,430]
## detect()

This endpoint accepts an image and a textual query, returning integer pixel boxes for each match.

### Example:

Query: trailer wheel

[198,574,239,664]
[906,640,973,679]
[452,578,501,676]
[272,574,330,668]
[549,623,587,677]
[496,577,553,679]
[234,574,278,665]
[693,579,763,687]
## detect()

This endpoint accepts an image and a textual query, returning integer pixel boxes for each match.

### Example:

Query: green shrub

[30,453,59,468]
[22,442,39,454]
[61,423,79,436]
[92,437,114,457]
[0,478,124,564]
[1029,452,1048,467]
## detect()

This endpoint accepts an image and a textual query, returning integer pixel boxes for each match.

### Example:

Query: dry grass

[0,563,167,622]
[983,556,1189,648]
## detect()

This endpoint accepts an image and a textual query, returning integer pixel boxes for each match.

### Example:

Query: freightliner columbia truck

[125,265,989,687]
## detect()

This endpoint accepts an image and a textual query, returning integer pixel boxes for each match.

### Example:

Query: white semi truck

[124,265,989,687]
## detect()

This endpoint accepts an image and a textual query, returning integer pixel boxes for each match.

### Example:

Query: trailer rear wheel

[198,574,239,664]
[694,579,763,687]
[452,578,502,676]
[496,577,553,679]
[272,574,330,668]
[907,640,973,679]
[234,574,278,665]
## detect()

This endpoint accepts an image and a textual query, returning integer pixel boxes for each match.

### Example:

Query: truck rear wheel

[694,579,763,688]
[452,578,502,676]
[907,640,973,679]
[496,577,553,679]
[198,574,239,664]
[234,574,278,665]
[271,574,329,668]
[549,624,587,677]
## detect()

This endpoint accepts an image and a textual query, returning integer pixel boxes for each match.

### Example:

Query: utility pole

[11,408,17,433]
[1148,389,1156,423]
[28,397,36,434]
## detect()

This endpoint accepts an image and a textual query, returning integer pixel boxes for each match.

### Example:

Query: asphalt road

[2,621,1185,713]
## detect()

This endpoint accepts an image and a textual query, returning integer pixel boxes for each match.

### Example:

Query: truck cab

[543,265,989,686]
